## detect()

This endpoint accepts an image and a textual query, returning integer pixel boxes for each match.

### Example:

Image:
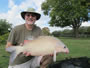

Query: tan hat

[21,8,41,20]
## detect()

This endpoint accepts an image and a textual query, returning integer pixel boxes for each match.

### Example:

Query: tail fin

[6,46,23,64]
[6,46,17,52]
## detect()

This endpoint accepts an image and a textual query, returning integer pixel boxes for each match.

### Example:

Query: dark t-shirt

[8,24,42,45]
[7,24,42,65]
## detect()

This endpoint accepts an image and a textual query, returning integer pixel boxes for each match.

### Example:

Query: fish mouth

[65,49,69,54]
[61,48,69,54]
[65,51,69,54]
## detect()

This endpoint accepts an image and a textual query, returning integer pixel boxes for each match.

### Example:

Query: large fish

[6,36,69,65]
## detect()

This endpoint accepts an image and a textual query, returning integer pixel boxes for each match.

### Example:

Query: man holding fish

[6,8,54,68]
[6,8,69,68]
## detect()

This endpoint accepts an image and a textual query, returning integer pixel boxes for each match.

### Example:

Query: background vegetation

[41,0,89,38]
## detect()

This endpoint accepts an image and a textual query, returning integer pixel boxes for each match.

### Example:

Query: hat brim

[21,11,41,20]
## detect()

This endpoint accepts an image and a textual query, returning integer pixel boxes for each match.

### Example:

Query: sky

[0,0,90,33]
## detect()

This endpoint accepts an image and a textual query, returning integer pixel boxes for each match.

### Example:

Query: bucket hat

[21,8,41,20]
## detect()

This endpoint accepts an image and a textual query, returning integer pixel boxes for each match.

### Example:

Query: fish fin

[6,46,17,52]
[6,46,22,64]
[9,50,18,63]
[53,50,56,62]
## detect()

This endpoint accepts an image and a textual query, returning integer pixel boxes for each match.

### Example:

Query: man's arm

[5,42,18,53]
[6,42,13,48]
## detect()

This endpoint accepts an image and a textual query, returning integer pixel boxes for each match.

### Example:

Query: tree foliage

[87,26,90,34]
[51,26,90,37]
[79,26,87,34]
[42,27,50,35]
[41,0,88,37]
[0,19,12,35]
[0,33,9,44]
[52,31,61,37]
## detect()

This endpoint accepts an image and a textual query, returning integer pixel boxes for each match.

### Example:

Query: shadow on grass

[49,57,90,68]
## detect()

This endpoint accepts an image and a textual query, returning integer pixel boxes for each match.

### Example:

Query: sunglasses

[25,13,36,17]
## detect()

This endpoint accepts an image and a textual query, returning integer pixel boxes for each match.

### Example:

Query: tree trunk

[72,18,81,38]
[73,27,79,38]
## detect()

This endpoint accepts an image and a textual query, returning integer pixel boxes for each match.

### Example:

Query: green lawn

[0,44,9,68]
[0,37,90,67]
[57,37,90,61]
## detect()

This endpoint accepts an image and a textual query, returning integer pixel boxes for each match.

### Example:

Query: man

[6,8,53,68]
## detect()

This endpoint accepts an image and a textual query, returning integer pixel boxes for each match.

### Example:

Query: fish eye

[64,46,66,48]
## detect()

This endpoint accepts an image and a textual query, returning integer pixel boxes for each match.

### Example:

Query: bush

[0,33,9,44]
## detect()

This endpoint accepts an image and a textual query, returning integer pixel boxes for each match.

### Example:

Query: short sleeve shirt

[7,24,42,45]
[7,24,42,65]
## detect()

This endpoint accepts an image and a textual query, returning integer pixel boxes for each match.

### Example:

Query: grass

[56,37,90,61]
[0,44,9,68]
[0,37,90,67]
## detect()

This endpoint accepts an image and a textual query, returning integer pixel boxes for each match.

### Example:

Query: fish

[6,36,69,65]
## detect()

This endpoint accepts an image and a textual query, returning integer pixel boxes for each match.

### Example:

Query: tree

[87,26,90,34]
[79,26,87,34]
[42,27,50,35]
[41,0,88,37]
[0,19,12,35]
[51,31,61,37]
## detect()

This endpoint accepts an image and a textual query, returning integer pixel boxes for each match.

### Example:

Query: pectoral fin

[53,50,56,62]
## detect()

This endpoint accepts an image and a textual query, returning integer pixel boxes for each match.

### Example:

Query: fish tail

[6,46,23,64]
[6,46,18,52]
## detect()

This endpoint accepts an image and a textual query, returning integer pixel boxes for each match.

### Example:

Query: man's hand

[23,51,31,56]
[49,54,53,56]
[21,40,31,56]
